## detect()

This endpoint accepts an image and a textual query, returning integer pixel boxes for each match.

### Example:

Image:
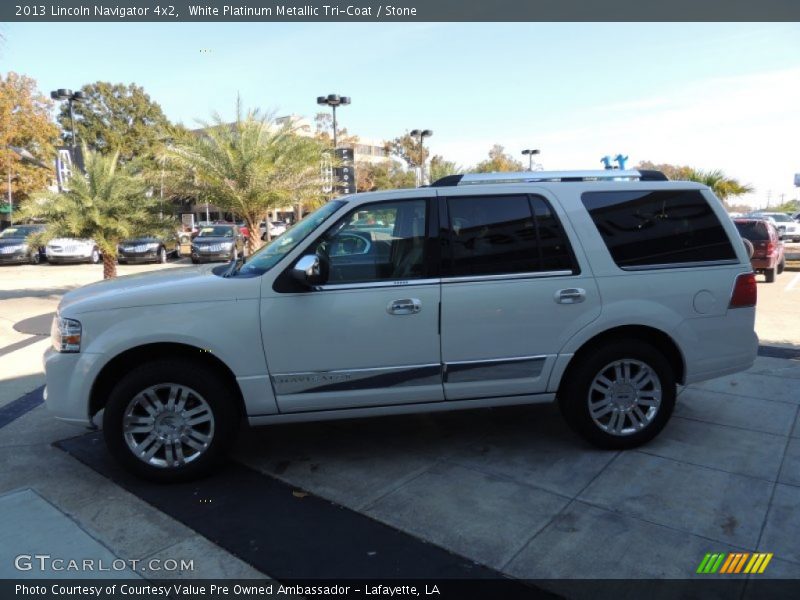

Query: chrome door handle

[555,288,586,304]
[387,298,422,315]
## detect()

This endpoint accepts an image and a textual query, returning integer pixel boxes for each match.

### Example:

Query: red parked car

[734,218,785,283]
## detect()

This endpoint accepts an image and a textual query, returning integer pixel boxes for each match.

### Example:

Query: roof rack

[430,169,668,187]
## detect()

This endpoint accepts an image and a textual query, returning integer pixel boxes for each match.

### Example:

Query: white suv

[44,169,759,481]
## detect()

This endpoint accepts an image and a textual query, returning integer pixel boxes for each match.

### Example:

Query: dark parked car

[0,224,46,265]
[118,236,179,264]
[734,218,785,283]
[191,224,245,263]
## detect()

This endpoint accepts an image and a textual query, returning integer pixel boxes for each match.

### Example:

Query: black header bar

[4,0,800,22]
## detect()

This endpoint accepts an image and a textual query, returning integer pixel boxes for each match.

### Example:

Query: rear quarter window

[581,189,737,268]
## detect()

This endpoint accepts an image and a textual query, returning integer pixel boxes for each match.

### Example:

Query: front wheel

[90,248,100,264]
[159,247,168,264]
[29,252,41,265]
[103,359,240,482]
[558,339,676,449]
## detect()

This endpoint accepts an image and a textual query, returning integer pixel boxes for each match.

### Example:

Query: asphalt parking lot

[1,254,799,593]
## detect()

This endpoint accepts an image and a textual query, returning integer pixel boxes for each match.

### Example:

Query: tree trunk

[245,214,263,254]
[102,252,117,279]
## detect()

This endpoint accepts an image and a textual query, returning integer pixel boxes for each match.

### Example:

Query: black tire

[232,247,238,261]
[777,259,785,275]
[765,268,776,283]
[558,339,676,450]
[159,247,168,264]
[29,252,41,265]
[191,257,199,264]
[103,359,240,482]
[90,248,100,264]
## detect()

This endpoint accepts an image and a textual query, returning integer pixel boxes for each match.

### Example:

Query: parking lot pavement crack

[498,451,623,572]
[633,447,788,487]
[753,403,800,553]
[355,459,444,512]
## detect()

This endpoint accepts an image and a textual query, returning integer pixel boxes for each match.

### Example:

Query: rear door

[438,188,601,400]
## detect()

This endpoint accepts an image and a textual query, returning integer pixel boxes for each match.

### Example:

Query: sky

[2,22,799,207]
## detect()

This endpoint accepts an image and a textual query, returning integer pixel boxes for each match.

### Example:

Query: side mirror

[291,254,326,286]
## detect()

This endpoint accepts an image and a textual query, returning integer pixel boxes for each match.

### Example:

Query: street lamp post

[316,94,351,149]
[50,89,86,149]
[410,129,433,186]
[521,148,540,172]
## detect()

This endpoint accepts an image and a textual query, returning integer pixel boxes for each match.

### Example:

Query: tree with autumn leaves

[0,72,60,222]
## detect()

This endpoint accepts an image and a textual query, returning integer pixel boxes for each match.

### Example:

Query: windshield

[238,201,346,276]
[197,226,234,238]
[0,226,38,239]
[765,213,791,222]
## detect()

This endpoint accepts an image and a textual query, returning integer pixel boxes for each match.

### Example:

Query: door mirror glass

[291,254,326,286]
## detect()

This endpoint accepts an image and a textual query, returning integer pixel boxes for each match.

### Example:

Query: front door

[438,188,601,400]
[261,195,443,413]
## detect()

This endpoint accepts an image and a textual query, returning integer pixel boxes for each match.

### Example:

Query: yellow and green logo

[697,552,773,574]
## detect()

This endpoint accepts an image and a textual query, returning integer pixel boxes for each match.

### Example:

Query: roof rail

[430,169,668,187]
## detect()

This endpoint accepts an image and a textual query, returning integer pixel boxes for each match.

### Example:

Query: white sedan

[46,238,100,264]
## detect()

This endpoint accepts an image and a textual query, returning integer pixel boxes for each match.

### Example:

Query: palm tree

[23,147,172,279]
[684,168,754,204]
[168,100,326,252]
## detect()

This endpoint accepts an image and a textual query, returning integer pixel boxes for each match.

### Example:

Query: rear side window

[734,220,770,241]
[581,190,736,268]
[444,194,575,277]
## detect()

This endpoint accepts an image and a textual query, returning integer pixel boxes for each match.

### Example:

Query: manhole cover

[14,313,55,336]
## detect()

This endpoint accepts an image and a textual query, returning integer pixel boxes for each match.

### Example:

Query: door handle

[387,298,422,315]
[555,288,586,304]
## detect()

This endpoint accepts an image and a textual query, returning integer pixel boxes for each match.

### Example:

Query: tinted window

[197,226,234,237]
[313,199,428,284]
[445,195,574,276]
[734,220,770,241]
[581,190,736,268]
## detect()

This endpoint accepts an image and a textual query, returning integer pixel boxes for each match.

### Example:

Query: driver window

[314,199,427,284]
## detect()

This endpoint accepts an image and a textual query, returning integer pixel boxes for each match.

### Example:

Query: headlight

[146,242,160,250]
[220,242,233,249]
[51,315,82,353]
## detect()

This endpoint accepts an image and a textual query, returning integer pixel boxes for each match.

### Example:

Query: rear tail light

[766,241,775,256]
[730,272,757,308]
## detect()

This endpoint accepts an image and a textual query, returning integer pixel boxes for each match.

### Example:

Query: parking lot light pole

[521,148,540,171]
[50,89,87,149]
[316,94,351,149]
[410,129,433,186]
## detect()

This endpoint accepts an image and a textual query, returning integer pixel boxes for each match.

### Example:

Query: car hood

[58,265,261,316]
[193,237,234,244]
[48,238,94,246]
[121,237,162,244]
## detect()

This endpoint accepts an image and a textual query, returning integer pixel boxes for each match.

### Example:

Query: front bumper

[0,252,29,264]
[47,254,93,263]
[192,250,233,262]
[119,251,159,263]
[43,347,103,426]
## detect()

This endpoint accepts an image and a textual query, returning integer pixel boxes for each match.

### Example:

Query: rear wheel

[765,268,776,283]
[777,259,785,275]
[558,339,676,449]
[103,359,239,482]
[29,252,41,265]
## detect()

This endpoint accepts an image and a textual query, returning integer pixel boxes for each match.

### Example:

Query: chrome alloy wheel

[122,384,215,468]
[587,359,662,436]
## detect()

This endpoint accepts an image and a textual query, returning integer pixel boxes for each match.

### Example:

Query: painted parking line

[0,385,44,428]
[785,273,800,292]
